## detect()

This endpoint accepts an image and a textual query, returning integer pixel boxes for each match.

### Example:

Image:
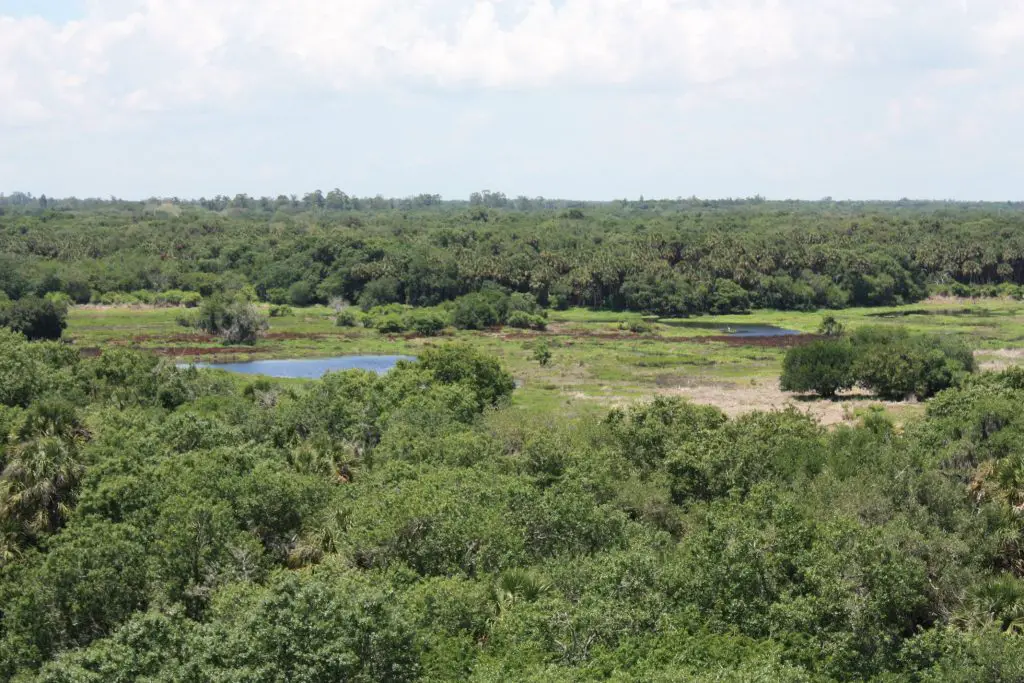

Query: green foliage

[783,328,976,400]
[818,315,845,337]
[179,291,202,308]
[194,295,268,345]
[0,330,82,408]
[451,290,546,330]
[620,319,654,334]
[532,341,552,367]
[406,309,448,336]
[287,280,316,306]
[268,304,292,318]
[451,292,501,330]
[4,276,1024,679]
[851,327,975,400]
[780,339,855,397]
[418,343,516,409]
[708,278,751,314]
[358,277,402,311]
[0,296,68,340]
[507,310,547,330]
[334,308,359,327]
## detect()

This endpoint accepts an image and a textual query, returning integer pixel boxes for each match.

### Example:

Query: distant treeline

[4,196,1024,315]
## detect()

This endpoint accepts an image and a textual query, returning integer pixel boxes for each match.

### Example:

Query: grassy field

[67,297,1024,423]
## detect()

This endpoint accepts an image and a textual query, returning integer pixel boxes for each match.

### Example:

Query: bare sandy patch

[658,380,907,426]
[976,348,1024,371]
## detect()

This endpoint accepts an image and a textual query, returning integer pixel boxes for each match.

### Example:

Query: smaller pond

[184,355,415,379]
[658,321,801,337]
[867,308,990,319]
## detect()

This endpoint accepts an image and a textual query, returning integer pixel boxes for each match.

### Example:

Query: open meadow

[67,296,1024,424]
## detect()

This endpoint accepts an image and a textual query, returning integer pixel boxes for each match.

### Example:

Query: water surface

[187,355,415,379]
[658,321,801,337]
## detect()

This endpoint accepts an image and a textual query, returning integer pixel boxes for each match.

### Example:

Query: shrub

[532,341,552,367]
[375,314,408,334]
[43,291,73,309]
[418,343,516,409]
[709,279,751,314]
[194,296,268,345]
[851,327,975,400]
[506,311,547,331]
[780,339,855,398]
[818,315,845,337]
[180,292,202,308]
[358,278,402,311]
[506,293,542,316]
[269,305,293,318]
[451,293,500,330]
[407,311,447,336]
[157,289,184,306]
[0,296,68,340]
[288,281,316,307]
[335,309,359,327]
[267,288,289,305]
[620,320,653,334]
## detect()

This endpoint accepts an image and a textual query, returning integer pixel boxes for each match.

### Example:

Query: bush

[266,288,289,305]
[781,339,855,398]
[0,296,68,340]
[407,311,447,336]
[709,279,751,314]
[506,293,542,316]
[269,305,293,318]
[451,293,500,330]
[156,289,184,306]
[335,309,359,327]
[418,343,516,409]
[43,291,73,309]
[180,292,202,308]
[620,320,653,334]
[532,341,552,366]
[851,327,975,400]
[288,281,316,307]
[194,296,268,345]
[375,314,409,334]
[358,278,402,311]
[506,311,546,331]
[818,315,845,337]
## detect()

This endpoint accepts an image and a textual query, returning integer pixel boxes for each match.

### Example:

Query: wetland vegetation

[6,196,1024,680]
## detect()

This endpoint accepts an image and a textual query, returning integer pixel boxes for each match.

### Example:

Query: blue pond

[186,355,415,379]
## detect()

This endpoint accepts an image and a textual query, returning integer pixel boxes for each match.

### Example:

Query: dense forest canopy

[4,193,1024,316]
[4,332,1024,679]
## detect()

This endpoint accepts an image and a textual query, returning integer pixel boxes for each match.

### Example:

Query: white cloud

[2,0,1024,201]
[3,0,1017,127]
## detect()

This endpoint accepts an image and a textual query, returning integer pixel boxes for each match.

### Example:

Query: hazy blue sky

[1,1,1022,200]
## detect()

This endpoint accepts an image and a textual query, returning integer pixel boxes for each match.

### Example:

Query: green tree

[532,341,552,367]
[851,327,975,400]
[0,296,68,340]
[0,400,88,544]
[418,343,515,409]
[781,339,855,398]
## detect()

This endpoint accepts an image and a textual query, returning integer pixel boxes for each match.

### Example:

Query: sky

[0,0,1022,201]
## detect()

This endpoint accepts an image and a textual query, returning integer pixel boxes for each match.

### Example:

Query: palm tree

[493,568,550,617]
[0,400,88,540]
[1,435,85,537]
[953,574,1024,634]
